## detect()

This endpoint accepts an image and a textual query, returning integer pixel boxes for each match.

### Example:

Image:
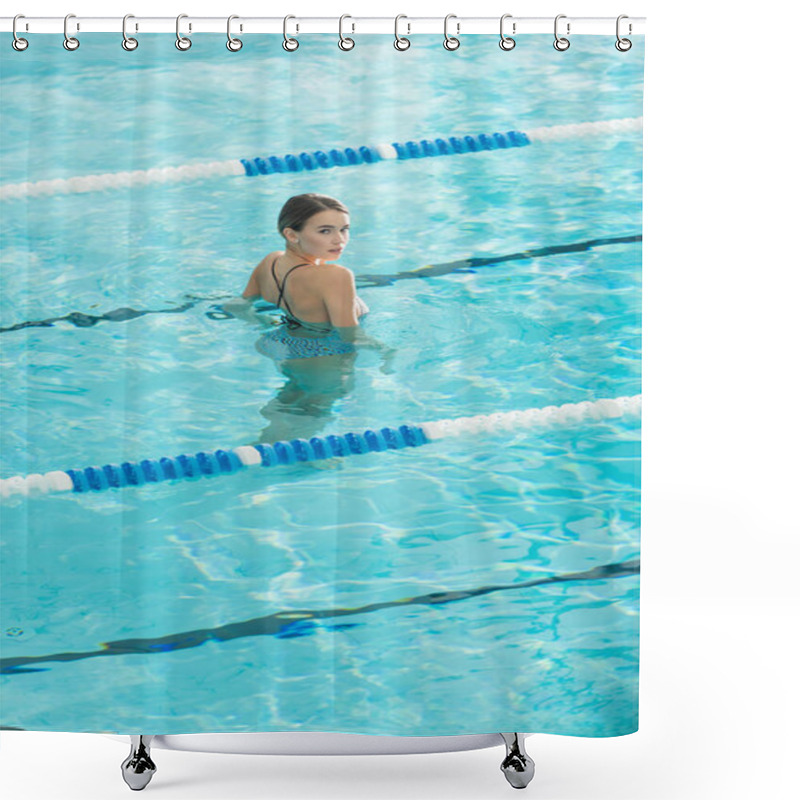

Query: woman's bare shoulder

[323,262,354,278]
[317,266,355,305]
[256,250,283,269]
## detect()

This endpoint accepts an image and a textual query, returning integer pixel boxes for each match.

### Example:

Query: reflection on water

[254,350,357,444]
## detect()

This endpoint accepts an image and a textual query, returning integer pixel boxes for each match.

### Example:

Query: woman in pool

[224,193,392,443]
[240,193,370,358]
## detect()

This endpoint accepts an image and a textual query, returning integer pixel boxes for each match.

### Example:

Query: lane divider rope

[0,394,641,499]
[0,117,642,201]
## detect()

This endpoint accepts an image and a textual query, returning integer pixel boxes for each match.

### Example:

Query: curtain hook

[12,14,29,51]
[499,14,516,51]
[554,14,570,51]
[283,15,299,51]
[339,14,355,50]
[63,13,80,51]
[615,15,632,51]
[394,15,411,51]
[176,14,192,50]
[122,15,138,51]
[227,15,243,51]
[443,14,460,51]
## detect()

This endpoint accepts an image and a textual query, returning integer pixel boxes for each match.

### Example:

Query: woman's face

[286,209,350,261]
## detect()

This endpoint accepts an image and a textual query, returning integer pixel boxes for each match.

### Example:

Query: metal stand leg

[121,735,157,791]
[500,732,535,789]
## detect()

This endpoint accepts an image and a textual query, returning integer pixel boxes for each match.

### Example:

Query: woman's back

[261,251,333,327]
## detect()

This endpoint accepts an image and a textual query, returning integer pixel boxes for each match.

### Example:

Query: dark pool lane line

[0,234,642,334]
[0,558,639,677]
[358,233,643,286]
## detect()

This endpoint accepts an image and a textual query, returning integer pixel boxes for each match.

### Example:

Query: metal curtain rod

[1,16,646,36]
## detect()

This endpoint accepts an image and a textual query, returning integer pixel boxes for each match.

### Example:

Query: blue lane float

[0,118,643,200]
[61,424,428,494]
[0,395,641,500]
[238,131,530,176]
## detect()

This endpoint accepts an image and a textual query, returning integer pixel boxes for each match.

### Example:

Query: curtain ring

[615,15,632,51]
[176,14,192,50]
[122,15,138,51]
[443,14,460,51]
[554,14,570,51]
[338,15,355,50]
[63,14,80,51]
[227,15,243,51]
[394,15,410,51]
[12,15,29,51]
[283,15,299,51]
[499,14,515,51]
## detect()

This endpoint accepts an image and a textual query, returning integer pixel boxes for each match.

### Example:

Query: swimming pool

[0,34,643,737]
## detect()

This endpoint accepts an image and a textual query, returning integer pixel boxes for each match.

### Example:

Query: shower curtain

[0,31,643,739]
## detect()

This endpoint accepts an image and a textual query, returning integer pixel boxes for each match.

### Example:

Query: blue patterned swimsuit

[255,257,358,360]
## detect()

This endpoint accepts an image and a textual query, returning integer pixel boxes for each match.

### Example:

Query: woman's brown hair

[277,194,349,239]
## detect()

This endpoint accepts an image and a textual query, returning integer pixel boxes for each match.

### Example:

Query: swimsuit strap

[271,256,312,324]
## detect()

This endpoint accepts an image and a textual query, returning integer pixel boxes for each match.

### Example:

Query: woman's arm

[323,268,359,329]
[222,295,266,326]
[323,269,394,371]
[323,268,362,342]
[221,264,268,326]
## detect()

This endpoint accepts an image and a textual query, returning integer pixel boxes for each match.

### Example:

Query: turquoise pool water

[0,35,643,736]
